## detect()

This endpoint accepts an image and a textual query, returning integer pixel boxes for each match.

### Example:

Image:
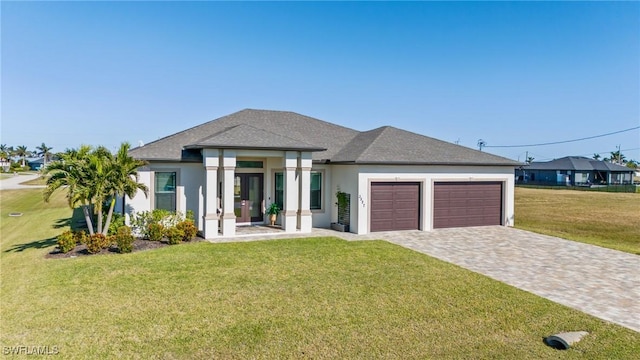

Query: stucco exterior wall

[329,165,360,232]
[124,163,205,230]
[334,165,514,234]
[309,164,332,229]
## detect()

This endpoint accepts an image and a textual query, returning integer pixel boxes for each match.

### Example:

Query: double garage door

[370,181,503,231]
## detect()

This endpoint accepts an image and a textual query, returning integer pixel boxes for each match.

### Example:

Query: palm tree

[15,145,30,167]
[101,142,148,235]
[44,145,96,235]
[592,153,601,161]
[36,143,53,167]
[44,143,149,236]
[609,150,625,165]
[0,144,8,161]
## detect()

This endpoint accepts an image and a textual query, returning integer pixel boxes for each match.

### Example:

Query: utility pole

[477,139,486,151]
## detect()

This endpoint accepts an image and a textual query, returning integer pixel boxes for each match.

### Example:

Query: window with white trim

[155,172,176,211]
[310,171,322,210]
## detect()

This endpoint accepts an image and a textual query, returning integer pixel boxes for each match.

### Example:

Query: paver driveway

[214,226,640,332]
[375,226,640,333]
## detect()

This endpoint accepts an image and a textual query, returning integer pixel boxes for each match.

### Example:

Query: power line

[578,147,640,158]
[484,126,639,148]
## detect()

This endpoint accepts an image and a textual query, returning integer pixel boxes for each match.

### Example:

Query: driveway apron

[379,226,640,332]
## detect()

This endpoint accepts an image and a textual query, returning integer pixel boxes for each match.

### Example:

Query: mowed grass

[19,176,47,186]
[2,190,640,358]
[515,187,640,254]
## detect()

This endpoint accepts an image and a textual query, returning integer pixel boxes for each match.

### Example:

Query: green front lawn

[2,189,639,358]
[515,187,640,254]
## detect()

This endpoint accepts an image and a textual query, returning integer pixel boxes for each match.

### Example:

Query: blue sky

[2,1,639,162]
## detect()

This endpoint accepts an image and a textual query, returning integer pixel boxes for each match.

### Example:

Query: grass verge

[2,189,639,358]
[515,187,640,254]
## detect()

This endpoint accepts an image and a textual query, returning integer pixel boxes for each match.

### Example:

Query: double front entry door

[234,173,264,223]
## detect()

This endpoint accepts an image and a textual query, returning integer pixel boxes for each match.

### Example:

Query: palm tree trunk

[102,198,116,236]
[82,205,95,236]
[97,205,103,235]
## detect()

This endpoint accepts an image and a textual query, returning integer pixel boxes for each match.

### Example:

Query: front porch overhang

[200,148,319,239]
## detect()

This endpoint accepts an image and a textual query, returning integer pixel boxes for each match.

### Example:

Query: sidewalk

[0,173,45,190]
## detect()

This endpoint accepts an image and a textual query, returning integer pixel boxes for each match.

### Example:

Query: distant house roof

[129,109,519,166]
[525,156,633,172]
[27,157,45,165]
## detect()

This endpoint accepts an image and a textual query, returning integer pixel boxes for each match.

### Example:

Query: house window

[310,171,322,210]
[274,172,284,209]
[155,172,176,211]
[237,161,263,168]
[274,171,323,210]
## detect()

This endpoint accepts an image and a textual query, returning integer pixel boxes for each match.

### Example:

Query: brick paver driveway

[376,226,640,332]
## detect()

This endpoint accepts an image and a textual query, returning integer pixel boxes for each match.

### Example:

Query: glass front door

[234,173,264,223]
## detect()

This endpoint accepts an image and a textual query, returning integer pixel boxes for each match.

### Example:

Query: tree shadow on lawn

[4,236,57,253]
[52,207,87,231]
[4,207,87,253]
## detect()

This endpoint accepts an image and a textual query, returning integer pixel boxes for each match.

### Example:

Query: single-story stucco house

[515,156,634,186]
[123,109,519,238]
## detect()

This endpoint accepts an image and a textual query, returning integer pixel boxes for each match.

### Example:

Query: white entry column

[202,149,219,238]
[298,152,312,233]
[220,150,236,236]
[282,151,299,232]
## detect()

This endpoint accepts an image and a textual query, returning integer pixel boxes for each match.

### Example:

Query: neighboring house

[124,109,519,238]
[0,159,10,172]
[27,158,45,171]
[515,156,634,186]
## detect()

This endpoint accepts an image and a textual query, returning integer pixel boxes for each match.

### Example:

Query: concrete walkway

[210,226,640,332]
[0,173,45,190]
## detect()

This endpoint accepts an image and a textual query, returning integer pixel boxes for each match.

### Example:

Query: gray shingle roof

[130,109,519,166]
[526,156,633,172]
[185,124,325,151]
[331,126,518,165]
[129,109,357,162]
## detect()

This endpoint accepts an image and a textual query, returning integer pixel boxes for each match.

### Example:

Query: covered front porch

[199,148,319,238]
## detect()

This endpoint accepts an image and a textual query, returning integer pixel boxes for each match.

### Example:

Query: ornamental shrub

[107,212,126,236]
[165,226,184,245]
[74,230,88,245]
[86,233,111,254]
[148,223,164,241]
[176,220,197,241]
[115,226,134,253]
[57,230,76,253]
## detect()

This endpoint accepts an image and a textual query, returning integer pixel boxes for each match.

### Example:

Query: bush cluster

[56,230,77,253]
[60,210,199,256]
[115,226,134,253]
[56,230,89,253]
[107,212,126,236]
[86,233,112,254]
[148,223,164,241]
[165,226,183,245]
[176,220,197,241]
[131,209,198,244]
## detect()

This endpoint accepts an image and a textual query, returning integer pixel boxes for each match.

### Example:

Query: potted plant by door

[266,203,280,226]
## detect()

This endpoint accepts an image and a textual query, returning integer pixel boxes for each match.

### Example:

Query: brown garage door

[370,182,420,232]
[433,182,502,229]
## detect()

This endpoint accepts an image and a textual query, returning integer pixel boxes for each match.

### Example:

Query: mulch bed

[46,237,206,259]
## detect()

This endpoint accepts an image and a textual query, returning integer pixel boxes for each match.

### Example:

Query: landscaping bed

[46,236,205,259]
